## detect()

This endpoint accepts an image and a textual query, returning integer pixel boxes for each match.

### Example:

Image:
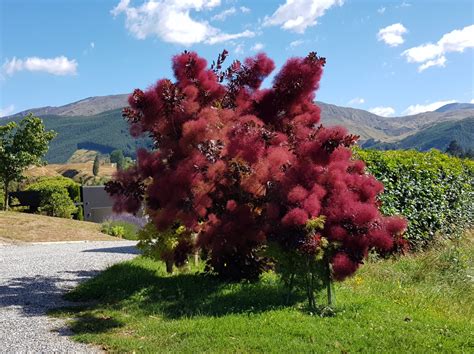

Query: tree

[0,114,56,210]
[106,51,406,307]
[110,149,125,170]
[93,153,100,176]
[445,140,463,157]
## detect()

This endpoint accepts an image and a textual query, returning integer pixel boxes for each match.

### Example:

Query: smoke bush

[106,50,406,306]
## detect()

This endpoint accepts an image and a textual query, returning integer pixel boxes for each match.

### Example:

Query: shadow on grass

[61,260,301,322]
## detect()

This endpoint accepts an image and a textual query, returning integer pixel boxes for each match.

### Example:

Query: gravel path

[0,241,139,353]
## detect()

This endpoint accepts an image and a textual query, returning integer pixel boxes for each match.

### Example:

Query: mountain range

[4,95,474,163]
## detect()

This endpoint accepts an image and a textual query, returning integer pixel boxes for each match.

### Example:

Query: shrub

[38,190,77,218]
[27,176,80,202]
[357,149,474,250]
[101,220,138,240]
[106,50,407,309]
[101,213,147,240]
[137,222,194,273]
[110,225,125,237]
[26,176,80,218]
[76,205,84,221]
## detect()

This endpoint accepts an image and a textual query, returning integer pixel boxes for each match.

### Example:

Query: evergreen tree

[93,154,100,176]
[110,149,125,170]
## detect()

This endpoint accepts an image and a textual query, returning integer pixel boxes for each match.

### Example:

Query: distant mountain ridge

[364,117,474,152]
[435,103,474,113]
[4,95,474,162]
[10,94,129,117]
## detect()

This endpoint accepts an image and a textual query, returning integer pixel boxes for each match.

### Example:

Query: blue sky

[1,0,473,118]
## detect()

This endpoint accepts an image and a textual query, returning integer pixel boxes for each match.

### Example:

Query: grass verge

[0,211,118,243]
[53,234,473,352]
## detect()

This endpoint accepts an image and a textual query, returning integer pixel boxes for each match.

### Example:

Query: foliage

[26,176,80,219]
[266,215,334,309]
[38,190,77,218]
[93,153,100,176]
[76,205,84,221]
[107,213,147,228]
[0,113,56,209]
[27,176,81,202]
[137,221,193,273]
[106,50,406,304]
[110,149,126,170]
[356,148,473,249]
[101,214,145,240]
[57,233,473,352]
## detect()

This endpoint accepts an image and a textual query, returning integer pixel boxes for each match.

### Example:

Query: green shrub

[101,220,139,240]
[137,222,193,273]
[38,191,77,218]
[76,205,84,221]
[26,176,80,218]
[357,148,473,249]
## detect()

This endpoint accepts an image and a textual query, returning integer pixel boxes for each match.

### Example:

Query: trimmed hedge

[26,176,81,218]
[357,149,473,249]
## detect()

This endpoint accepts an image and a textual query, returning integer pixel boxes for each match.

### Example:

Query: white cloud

[348,97,365,105]
[0,104,15,117]
[263,0,344,33]
[369,106,395,117]
[211,6,251,21]
[377,23,407,47]
[234,43,244,55]
[251,42,264,51]
[402,100,457,115]
[2,56,78,76]
[212,7,236,21]
[111,0,254,46]
[418,56,446,72]
[90,42,95,49]
[470,99,474,104]
[289,39,305,48]
[206,30,254,44]
[402,24,474,71]
[377,7,385,14]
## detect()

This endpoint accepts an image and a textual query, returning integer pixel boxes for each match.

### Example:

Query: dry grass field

[24,149,117,184]
[0,211,118,243]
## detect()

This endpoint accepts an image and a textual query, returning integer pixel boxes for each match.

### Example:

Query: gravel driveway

[0,241,139,353]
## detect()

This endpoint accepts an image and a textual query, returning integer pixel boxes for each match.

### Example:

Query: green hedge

[26,176,81,219]
[357,149,473,249]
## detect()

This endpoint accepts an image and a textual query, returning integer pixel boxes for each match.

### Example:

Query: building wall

[81,186,114,223]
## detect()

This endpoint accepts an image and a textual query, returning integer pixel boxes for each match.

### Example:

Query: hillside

[25,151,118,184]
[435,103,474,113]
[365,117,474,151]
[0,211,118,243]
[3,94,474,162]
[10,94,128,118]
[5,108,152,163]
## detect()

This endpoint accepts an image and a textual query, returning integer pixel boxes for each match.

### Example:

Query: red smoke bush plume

[106,50,406,281]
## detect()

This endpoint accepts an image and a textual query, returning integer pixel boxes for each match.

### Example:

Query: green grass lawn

[53,235,474,353]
